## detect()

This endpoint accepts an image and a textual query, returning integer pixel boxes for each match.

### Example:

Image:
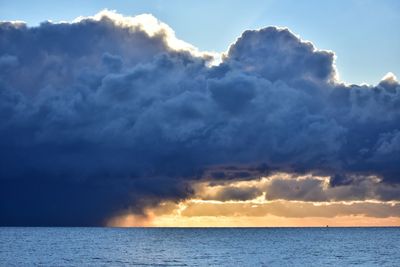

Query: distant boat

[326,225,329,228]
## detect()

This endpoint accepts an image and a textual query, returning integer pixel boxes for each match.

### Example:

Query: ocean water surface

[1,227,399,266]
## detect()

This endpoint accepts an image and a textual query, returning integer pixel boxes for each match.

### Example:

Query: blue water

[1,227,399,266]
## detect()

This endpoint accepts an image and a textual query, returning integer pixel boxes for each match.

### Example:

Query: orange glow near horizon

[107,174,400,227]
[106,199,400,227]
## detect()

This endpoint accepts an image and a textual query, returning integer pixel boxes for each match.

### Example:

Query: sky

[0,0,399,85]
[0,1,400,227]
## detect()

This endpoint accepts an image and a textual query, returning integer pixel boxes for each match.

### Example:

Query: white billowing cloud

[74,10,198,54]
[381,72,398,83]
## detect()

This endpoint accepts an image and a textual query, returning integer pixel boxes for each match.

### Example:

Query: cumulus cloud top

[0,10,399,226]
[73,10,203,55]
[224,27,337,83]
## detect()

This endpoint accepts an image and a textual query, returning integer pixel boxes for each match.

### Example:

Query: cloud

[193,174,400,202]
[179,200,400,219]
[0,10,399,226]
[107,198,400,227]
[223,27,337,84]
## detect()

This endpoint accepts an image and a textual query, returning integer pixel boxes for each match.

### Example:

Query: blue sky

[0,0,399,85]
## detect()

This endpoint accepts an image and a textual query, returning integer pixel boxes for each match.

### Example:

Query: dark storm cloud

[202,186,263,202]
[0,11,399,225]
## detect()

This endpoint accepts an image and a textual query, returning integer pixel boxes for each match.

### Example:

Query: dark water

[1,227,399,266]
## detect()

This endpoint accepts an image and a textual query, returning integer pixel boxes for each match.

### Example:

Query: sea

[1,227,399,266]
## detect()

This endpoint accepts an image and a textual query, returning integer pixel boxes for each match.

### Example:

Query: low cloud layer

[0,10,399,226]
[180,201,400,219]
[194,174,400,202]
